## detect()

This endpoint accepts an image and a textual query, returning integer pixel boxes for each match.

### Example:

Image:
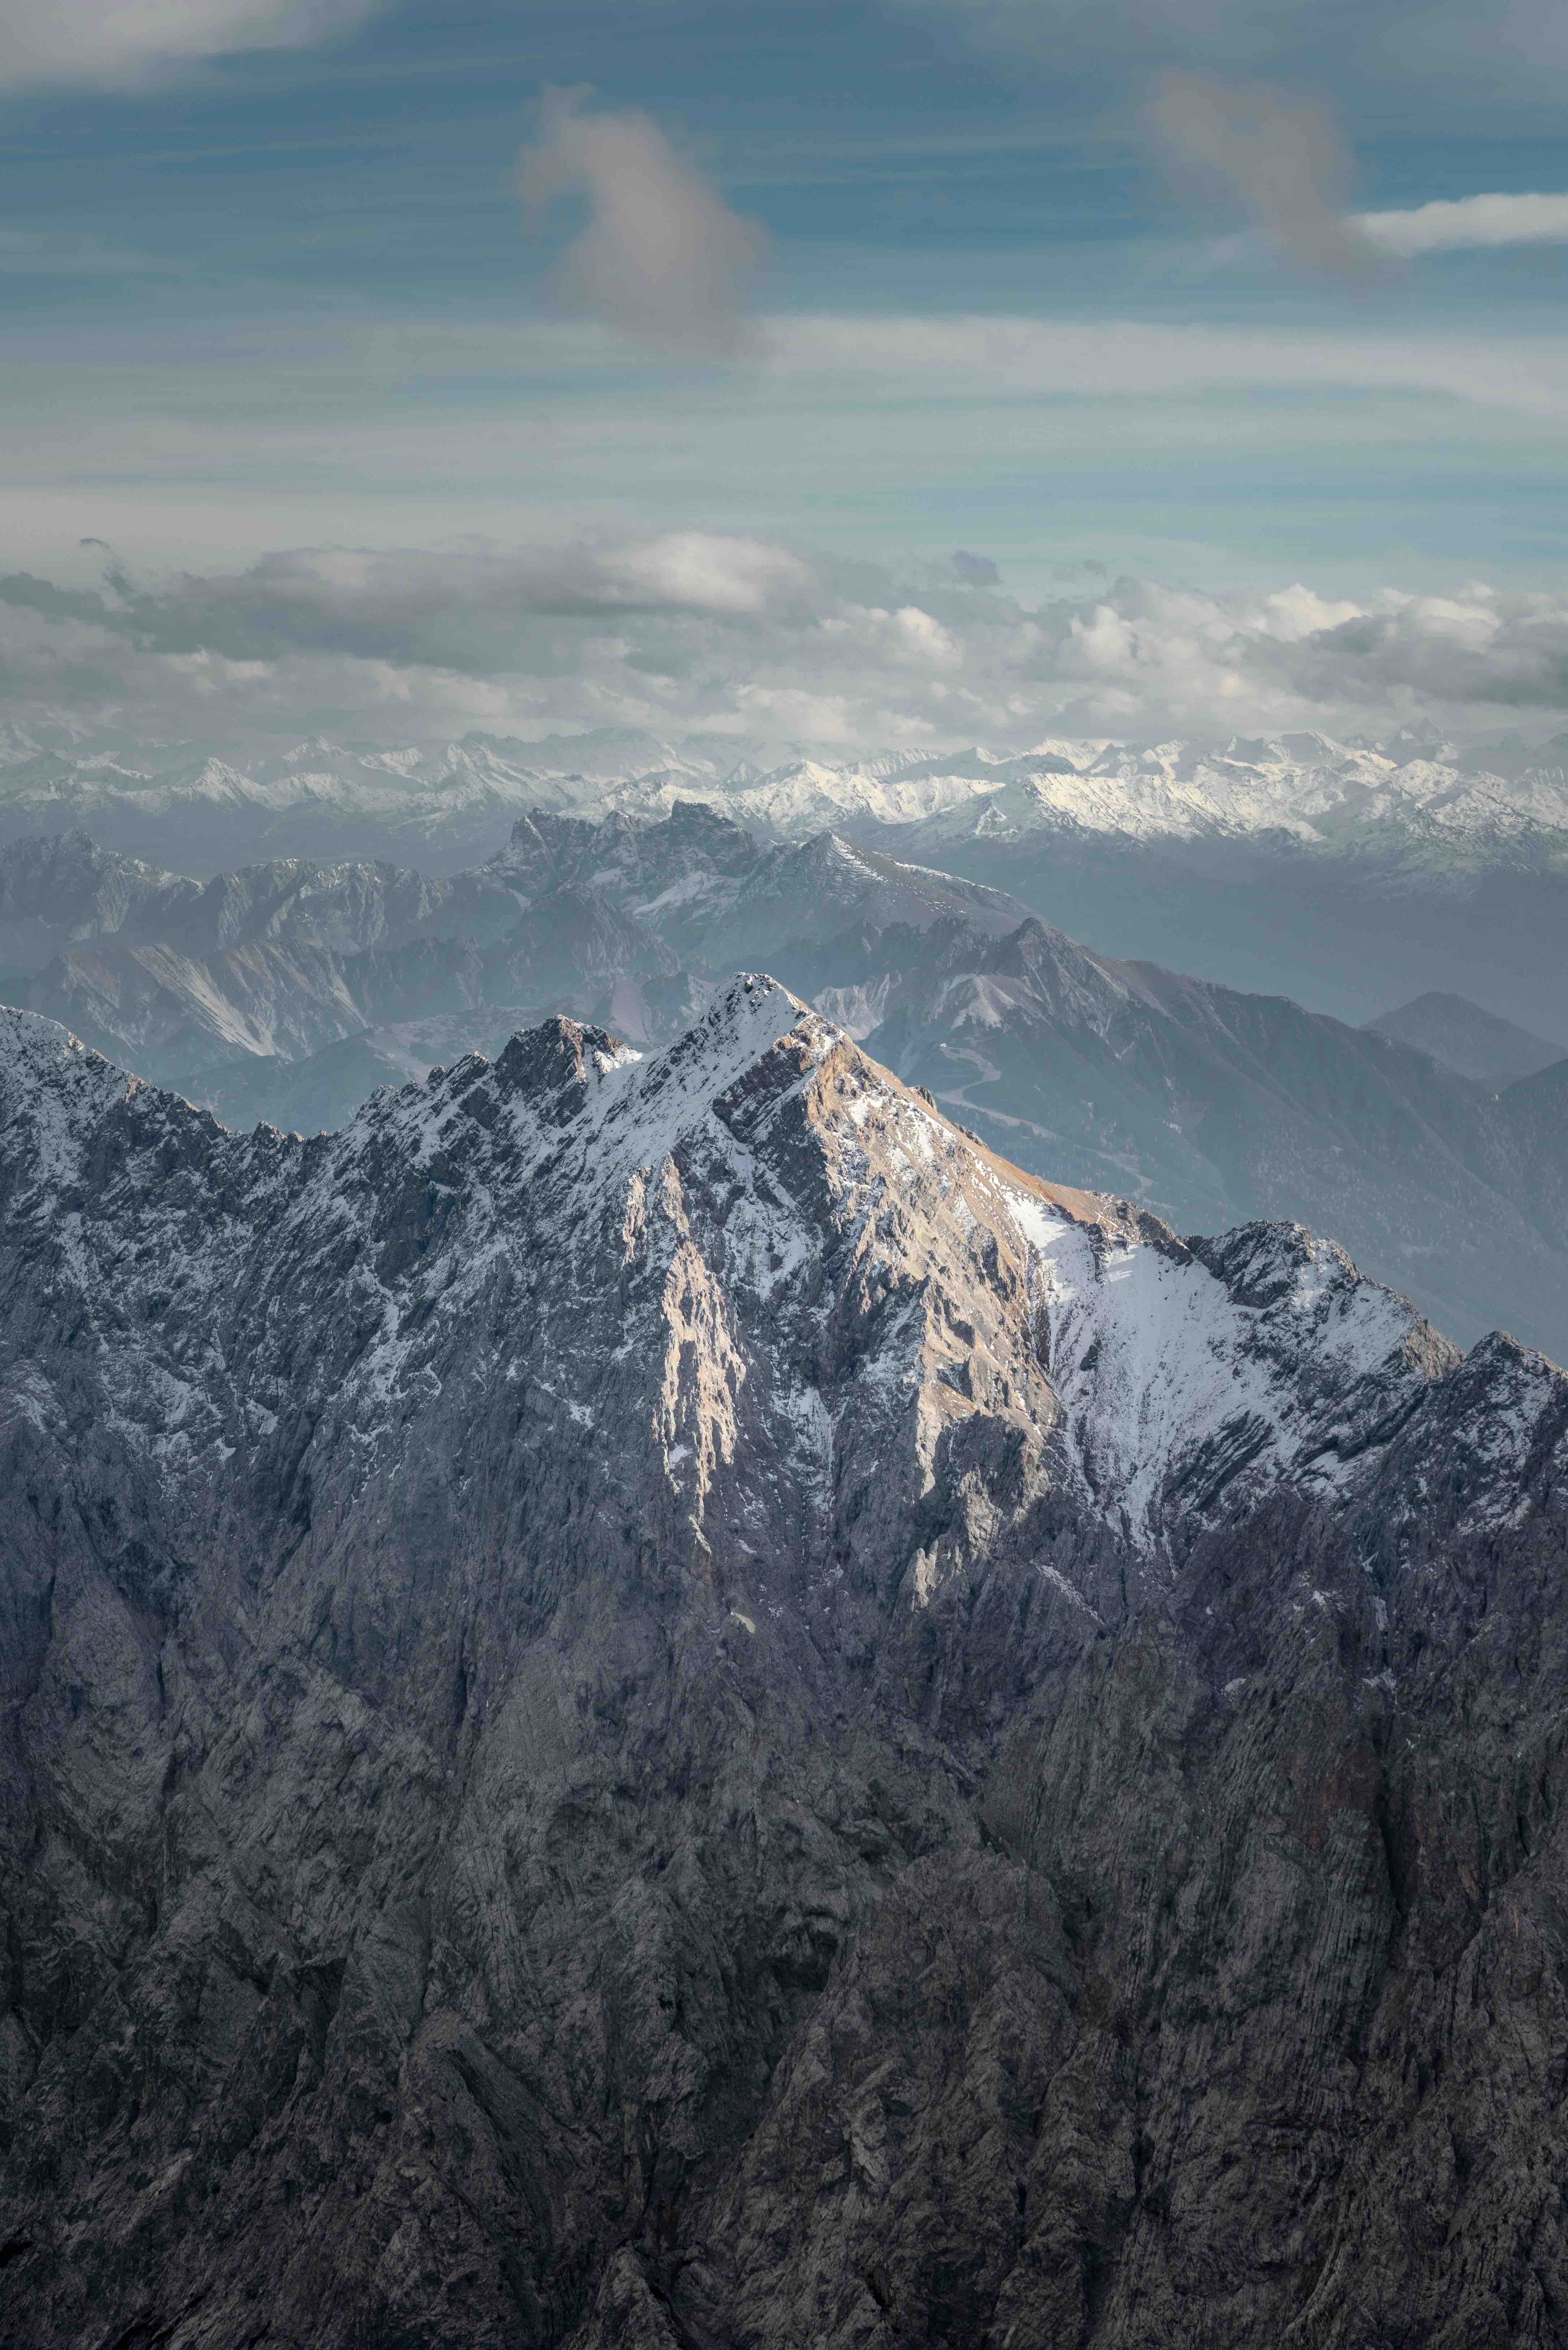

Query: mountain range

[5,720,1566,864]
[5,718,1565,1037]
[840,917,1568,1364]
[1363,992,1568,1088]
[1,982,1565,2347]
[822,733,1568,1038]
[4,813,1565,1363]
[0,812,1025,1104]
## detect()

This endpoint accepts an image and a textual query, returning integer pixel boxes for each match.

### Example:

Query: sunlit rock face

[1,980,1565,2350]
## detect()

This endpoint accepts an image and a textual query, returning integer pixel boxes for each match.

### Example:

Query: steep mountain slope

[196,985,723,1135]
[1364,991,1568,1087]
[1499,1056,1568,1263]
[8,810,1568,1356]
[9,911,674,1101]
[0,829,532,966]
[847,917,1568,1361]
[1,991,1567,2349]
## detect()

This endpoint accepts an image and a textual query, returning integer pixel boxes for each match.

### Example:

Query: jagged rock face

[1,986,1567,2350]
[493,802,1034,971]
[0,830,521,964]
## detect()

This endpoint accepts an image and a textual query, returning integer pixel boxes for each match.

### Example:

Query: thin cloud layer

[1357,191,1568,256]
[0,0,379,92]
[3,539,1568,756]
[763,311,1568,416]
[901,0,1568,103]
[517,90,768,350]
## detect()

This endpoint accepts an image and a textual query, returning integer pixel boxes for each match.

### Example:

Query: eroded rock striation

[0,979,1566,2348]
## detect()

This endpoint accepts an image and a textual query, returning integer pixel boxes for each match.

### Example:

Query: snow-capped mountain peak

[5,979,1568,2350]
[3,985,1555,1590]
[5,721,1566,875]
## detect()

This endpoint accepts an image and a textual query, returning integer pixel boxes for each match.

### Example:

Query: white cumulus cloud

[607,533,809,614]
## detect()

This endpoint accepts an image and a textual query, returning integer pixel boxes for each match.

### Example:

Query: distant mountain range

[837,918,1568,1364]
[3,811,1566,1362]
[0,812,1028,1116]
[5,719,1566,864]
[1363,991,1568,1086]
[4,719,1565,1031]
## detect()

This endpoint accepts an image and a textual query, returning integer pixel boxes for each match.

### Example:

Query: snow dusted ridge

[2,722,1566,865]
[1004,1195,1442,1534]
[570,732,1568,858]
[9,1047,1568,2341]
[1,981,1561,1617]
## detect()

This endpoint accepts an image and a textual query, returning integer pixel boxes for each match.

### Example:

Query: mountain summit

[1,987,1566,2347]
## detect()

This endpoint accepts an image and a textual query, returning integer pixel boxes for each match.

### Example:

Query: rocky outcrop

[0,983,1565,2348]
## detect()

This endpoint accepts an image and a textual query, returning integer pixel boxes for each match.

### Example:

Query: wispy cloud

[897,0,1568,105]
[0,0,381,94]
[4,302,1565,594]
[762,313,1568,416]
[516,89,769,351]
[1146,71,1378,281]
[1357,191,1568,256]
[0,227,187,277]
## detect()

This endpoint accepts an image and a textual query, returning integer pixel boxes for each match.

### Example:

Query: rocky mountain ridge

[6,718,1565,1035]
[2,987,1568,2346]
[0,815,1026,1104]
[6,816,1568,1359]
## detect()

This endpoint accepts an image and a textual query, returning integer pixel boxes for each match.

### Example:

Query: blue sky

[1,0,1566,749]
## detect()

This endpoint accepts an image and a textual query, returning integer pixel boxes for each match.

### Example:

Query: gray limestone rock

[0,981,1565,2347]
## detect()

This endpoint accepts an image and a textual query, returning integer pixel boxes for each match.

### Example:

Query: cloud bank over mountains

[4,538,1568,755]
